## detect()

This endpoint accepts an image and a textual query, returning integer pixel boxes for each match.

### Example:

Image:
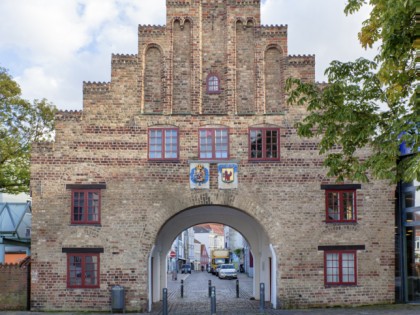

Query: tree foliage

[286,0,419,184]
[0,67,56,194]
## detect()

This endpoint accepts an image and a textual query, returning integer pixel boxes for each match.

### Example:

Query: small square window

[325,190,356,223]
[199,128,229,160]
[67,253,100,288]
[324,251,357,285]
[249,128,280,161]
[148,128,179,160]
[71,190,101,224]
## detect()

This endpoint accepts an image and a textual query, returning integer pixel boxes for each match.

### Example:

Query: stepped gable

[83,81,110,94]
[56,110,83,122]
[167,1,191,7]
[261,24,287,37]
[232,0,260,6]
[111,54,138,64]
[287,54,315,65]
[138,25,166,36]
[316,81,328,89]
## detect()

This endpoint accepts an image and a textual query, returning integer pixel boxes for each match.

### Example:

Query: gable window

[199,128,229,159]
[325,190,356,223]
[249,128,280,161]
[324,251,357,285]
[206,74,220,94]
[66,252,100,288]
[148,128,179,160]
[71,190,101,224]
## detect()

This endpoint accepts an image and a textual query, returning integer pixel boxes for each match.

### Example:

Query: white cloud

[0,0,375,110]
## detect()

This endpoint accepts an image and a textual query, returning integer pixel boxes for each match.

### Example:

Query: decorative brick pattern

[144,47,163,113]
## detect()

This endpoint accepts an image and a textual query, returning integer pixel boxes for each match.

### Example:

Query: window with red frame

[249,128,280,161]
[326,190,356,222]
[149,128,179,160]
[207,74,220,94]
[324,251,356,285]
[199,128,229,159]
[67,253,100,288]
[71,190,100,224]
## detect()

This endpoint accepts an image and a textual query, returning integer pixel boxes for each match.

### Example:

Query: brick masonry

[30,0,395,312]
[0,263,29,310]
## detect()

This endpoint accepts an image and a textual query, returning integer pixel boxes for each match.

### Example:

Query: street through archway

[152,270,271,315]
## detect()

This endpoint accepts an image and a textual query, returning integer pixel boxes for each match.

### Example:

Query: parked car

[214,264,222,276]
[218,264,237,279]
[181,264,191,274]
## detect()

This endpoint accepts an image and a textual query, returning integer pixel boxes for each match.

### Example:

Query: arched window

[206,74,220,94]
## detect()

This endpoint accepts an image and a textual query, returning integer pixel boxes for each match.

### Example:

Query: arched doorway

[148,205,277,311]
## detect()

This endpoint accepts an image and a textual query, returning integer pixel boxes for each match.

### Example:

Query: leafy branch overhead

[0,67,57,194]
[286,0,419,184]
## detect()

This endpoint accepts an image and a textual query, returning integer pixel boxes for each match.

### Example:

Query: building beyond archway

[30,0,395,312]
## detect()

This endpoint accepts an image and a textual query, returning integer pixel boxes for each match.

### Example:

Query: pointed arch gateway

[147,201,278,311]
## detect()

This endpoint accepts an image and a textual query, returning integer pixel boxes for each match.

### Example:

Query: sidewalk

[1,304,420,315]
[1,271,420,314]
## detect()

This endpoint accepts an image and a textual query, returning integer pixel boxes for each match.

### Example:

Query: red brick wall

[0,263,29,310]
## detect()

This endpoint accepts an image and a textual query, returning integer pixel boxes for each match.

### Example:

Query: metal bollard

[162,288,168,315]
[181,279,184,298]
[259,283,265,312]
[208,280,212,297]
[236,279,239,298]
[210,286,216,315]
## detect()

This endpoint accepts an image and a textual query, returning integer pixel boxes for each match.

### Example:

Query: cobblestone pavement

[148,271,420,315]
[1,271,420,314]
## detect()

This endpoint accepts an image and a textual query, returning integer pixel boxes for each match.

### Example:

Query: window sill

[148,159,180,163]
[189,159,239,164]
[324,221,358,225]
[69,224,102,227]
[248,159,281,163]
[324,284,357,288]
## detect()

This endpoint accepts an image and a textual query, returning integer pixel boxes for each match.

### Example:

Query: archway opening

[148,205,278,312]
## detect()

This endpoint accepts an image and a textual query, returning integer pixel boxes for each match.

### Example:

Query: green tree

[286,0,419,184]
[0,67,56,194]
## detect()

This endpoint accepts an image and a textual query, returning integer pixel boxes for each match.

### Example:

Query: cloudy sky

[0,0,375,111]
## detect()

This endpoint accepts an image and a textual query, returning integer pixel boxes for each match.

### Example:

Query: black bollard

[162,288,168,315]
[181,279,184,298]
[208,279,212,297]
[210,286,216,315]
[236,279,239,298]
[259,283,265,312]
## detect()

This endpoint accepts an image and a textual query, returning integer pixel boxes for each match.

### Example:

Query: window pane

[404,192,415,208]
[208,76,219,92]
[164,130,178,159]
[87,192,99,222]
[84,255,98,286]
[342,192,354,220]
[265,130,278,159]
[149,129,163,159]
[342,253,355,283]
[73,192,84,222]
[326,253,339,283]
[69,255,82,286]
[200,130,213,158]
[327,192,339,220]
[250,130,262,159]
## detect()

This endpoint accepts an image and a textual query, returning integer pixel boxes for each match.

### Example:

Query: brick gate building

[30,0,395,312]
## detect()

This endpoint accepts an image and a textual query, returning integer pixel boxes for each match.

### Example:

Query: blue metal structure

[0,202,31,263]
